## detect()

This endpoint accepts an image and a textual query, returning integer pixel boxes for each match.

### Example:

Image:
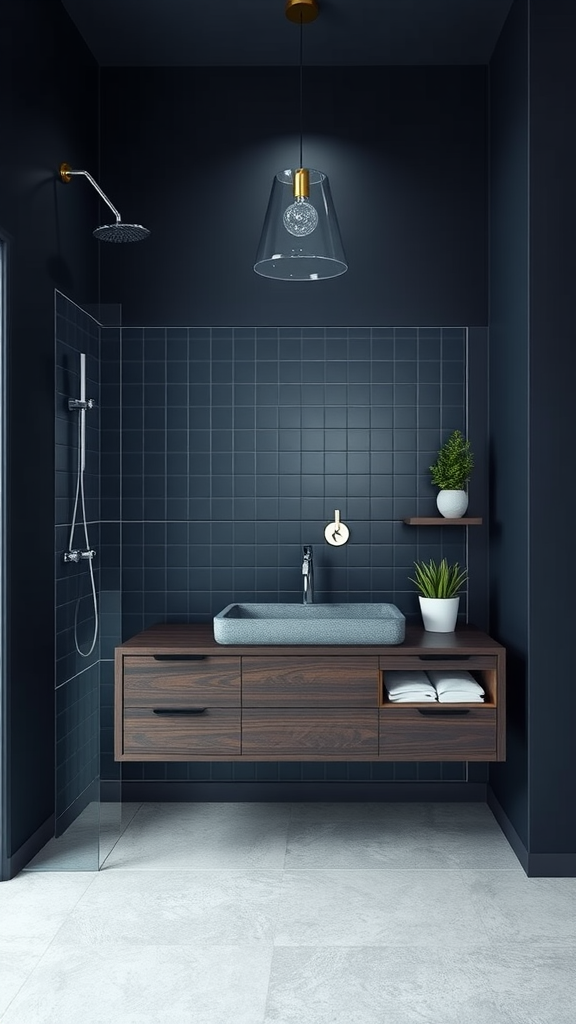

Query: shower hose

[68,407,99,657]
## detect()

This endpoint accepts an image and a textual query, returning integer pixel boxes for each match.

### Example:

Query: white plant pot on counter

[436,489,469,518]
[419,596,460,632]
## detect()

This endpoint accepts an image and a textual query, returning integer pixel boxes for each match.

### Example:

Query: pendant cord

[299,13,303,169]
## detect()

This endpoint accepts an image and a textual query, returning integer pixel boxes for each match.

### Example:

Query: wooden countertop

[118,622,504,657]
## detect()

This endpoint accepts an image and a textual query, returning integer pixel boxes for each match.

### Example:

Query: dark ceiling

[61,0,514,67]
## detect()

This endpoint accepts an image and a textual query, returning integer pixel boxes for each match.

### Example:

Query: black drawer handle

[153,655,206,662]
[417,655,470,661]
[152,707,207,715]
[417,708,471,716]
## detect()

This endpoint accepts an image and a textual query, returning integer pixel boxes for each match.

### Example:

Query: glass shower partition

[26,292,125,870]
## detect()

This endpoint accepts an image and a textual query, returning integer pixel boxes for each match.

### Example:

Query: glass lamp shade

[254,169,347,281]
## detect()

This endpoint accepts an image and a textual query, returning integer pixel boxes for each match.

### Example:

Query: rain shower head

[59,162,150,243]
[93,223,150,243]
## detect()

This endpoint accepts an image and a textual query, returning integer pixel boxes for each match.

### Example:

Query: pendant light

[254,0,347,281]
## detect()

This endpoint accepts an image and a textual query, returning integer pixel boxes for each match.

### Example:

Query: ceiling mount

[285,0,319,24]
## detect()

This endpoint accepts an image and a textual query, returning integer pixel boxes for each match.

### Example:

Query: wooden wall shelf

[403,517,483,526]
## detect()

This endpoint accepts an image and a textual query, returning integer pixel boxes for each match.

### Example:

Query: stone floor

[1,801,575,1023]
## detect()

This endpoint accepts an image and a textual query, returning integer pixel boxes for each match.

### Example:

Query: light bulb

[283,197,318,237]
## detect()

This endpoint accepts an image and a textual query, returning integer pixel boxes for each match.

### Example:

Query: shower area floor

[2,801,575,1023]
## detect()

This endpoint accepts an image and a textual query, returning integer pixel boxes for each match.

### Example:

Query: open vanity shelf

[115,624,506,763]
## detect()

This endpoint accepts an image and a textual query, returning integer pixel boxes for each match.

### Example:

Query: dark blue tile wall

[103,324,481,787]
[119,326,468,637]
[98,323,124,789]
[55,663,99,821]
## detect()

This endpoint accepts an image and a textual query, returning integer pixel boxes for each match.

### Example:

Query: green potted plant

[409,557,468,632]
[429,429,474,518]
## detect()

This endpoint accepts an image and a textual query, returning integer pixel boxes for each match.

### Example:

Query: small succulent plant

[409,558,468,599]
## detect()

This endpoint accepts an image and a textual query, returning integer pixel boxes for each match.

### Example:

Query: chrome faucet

[302,545,314,604]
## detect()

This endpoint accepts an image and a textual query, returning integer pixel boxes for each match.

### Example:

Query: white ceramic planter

[436,489,469,518]
[419,595,460,632]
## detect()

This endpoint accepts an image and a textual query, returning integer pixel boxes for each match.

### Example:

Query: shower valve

[68,398,95,411]
[64,549,97,563]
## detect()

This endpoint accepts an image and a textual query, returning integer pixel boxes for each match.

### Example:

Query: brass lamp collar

[293,168,310,199]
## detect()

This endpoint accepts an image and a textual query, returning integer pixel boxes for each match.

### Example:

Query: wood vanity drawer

[378,707,497,760]
[242,657,379,706]
[122,707,241,758]
[122,656,240,707]
[242,708,378,757]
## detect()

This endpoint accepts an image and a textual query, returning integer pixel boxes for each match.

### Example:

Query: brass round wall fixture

[59,162,73,183]
[285,0,319,24]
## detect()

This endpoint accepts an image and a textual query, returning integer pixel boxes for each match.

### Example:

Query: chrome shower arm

[59,163,122,224]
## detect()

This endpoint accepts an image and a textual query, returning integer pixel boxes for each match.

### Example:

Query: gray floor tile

[284,801,520,870]
[427,802,521,868]
[463,868,576,943]
[1,944,272,1024]
[53,868,283,946]
[0,939,50,1017]
[103,801,291,870]
[263,946,504,1024]
[284,814,457,869]
[0,872,96,942]
[482,943,576,1024]
[287,801,437,823]
[274,868,491,946]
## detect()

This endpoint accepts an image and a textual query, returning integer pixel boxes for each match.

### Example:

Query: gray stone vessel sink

[213,603,405,646]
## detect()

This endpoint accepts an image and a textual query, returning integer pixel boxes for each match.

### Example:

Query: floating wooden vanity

[114,623,506,762]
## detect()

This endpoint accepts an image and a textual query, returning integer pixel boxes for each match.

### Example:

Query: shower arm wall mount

[59,162,122,224]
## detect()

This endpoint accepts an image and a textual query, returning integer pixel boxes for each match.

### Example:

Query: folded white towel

[388,692,438,702]
[437,692,484,703]
[426,670,485,697]
[385,671,437,701]
[386,671,433,695]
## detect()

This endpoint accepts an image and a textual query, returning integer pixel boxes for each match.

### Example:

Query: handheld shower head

[59,163,150,243]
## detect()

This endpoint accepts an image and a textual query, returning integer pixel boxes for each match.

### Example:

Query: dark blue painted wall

[98,66,488,328]
[527,0,576,858]
[488,0,576,869]
[487,0,530,847]
[0,0,98,873]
